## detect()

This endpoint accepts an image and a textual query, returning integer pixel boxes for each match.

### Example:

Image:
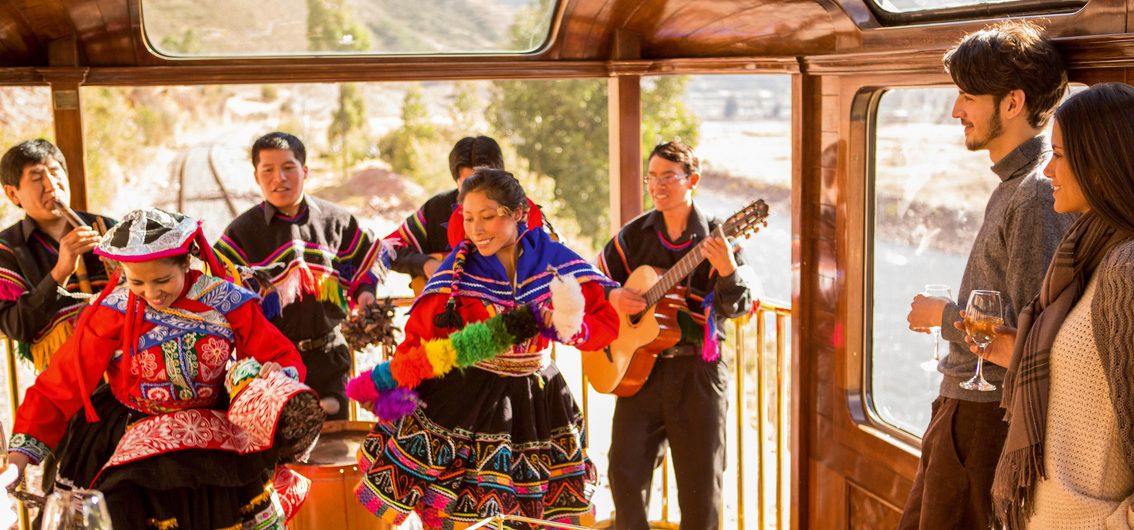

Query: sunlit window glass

[141,0,557,56]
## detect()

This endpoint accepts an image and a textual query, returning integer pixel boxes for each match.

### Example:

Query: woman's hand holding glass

[959,290,1003,391]
[954,314,1017,368]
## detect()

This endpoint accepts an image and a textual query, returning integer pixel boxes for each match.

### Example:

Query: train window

[80,80,613,253]
[869,0,1086,23]
[0,88,55,228]
[867,86,993,438]
[0,87,55,431]
[140,0,557,57]
[866,85,1083,439]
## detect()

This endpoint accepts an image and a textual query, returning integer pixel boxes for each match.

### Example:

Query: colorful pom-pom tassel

[485,317,515,353]
[451,322,499,367]
[390,347,435,388]
[345,370,380,406]
[370,362,396,391]
[372,387,420,422]
[424,339,458,377]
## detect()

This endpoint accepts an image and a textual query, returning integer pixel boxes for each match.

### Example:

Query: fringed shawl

[994,213,1132,528]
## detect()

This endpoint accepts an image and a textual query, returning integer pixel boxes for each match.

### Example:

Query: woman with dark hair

[350,169,619,528]
[6,208,323,529]
[970,83,1134,528]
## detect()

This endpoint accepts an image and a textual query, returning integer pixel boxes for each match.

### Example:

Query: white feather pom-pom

[549,268,585,341]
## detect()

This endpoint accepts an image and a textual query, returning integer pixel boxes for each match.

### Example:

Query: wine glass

[40,488,113,530]
[960,290,1003,392]
[919,284,954,372]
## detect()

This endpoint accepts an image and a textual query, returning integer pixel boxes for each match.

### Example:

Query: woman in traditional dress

[351,168,619,528]
[6,207,323,529]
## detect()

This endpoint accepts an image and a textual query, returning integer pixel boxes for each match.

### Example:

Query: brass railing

[2,336,32,530]
[573,299,793,530]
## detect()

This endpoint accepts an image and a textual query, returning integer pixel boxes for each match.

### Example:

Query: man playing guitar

[599,141,756,530]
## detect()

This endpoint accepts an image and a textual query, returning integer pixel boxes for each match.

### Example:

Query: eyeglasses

[642,174,688,187]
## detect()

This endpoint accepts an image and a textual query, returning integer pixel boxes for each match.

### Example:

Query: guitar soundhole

[603,346,613,362]
[628,311,644,326]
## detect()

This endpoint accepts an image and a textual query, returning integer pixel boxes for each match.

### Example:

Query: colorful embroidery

[356,411,594,528]
[8,433,51,464]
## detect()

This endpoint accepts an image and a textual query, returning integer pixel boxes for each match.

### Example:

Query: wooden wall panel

[847,481,902,530]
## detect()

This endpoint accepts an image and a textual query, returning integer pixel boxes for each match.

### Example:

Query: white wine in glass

[960,290,1003,392]
[919,284,953,372]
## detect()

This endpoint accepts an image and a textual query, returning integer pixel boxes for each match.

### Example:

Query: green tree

[328,83,368,181]
[307,0,373,52]
[487,77,699,245]
[378,84,445,188]
[449,81,482,133]
[308,0,373,180]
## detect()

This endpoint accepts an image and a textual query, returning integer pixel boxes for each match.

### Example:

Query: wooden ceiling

[0,0,1124,77]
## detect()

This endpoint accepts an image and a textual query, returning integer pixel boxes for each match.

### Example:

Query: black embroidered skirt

[356,361,595,529]
[53,386,321,530]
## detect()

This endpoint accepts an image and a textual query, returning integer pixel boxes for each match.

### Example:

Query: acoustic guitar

[581,199,770,396]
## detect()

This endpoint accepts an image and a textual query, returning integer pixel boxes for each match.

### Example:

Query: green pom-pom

[452,322,500,367]
[485,316,516,352]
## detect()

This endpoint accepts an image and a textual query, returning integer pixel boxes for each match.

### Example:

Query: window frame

[138,0,562,60]
[865,0,1085,25]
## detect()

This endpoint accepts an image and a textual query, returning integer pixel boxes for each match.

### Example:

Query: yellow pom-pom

[424,339,458,376]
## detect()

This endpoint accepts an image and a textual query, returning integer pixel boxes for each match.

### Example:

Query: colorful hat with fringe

[94,208,228,280]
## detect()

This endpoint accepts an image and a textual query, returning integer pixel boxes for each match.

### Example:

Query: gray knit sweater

[937,135,1076,402]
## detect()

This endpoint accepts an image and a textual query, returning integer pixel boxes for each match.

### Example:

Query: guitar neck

[641,245,706,309]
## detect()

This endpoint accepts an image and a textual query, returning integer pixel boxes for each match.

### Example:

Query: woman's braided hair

[433,169,526,329]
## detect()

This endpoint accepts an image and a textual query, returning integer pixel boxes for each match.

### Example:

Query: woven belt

[294,331,337,352]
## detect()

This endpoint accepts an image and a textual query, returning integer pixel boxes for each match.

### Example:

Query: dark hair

[449,136,504,181]
[437,168,526,329]
[1054,83,1134,236]
[648,141,700,175]
[1,139,67,187]
[161,253,192,268]
[943,20,1067,128]
[252,132,306,167]
[458,168,526,213]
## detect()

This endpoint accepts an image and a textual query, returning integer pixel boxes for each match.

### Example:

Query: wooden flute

[52,201,94,294]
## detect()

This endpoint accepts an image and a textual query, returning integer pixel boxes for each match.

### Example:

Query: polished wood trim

[791,71,819,530]
[0,68,47,84]
[608,74,642,232]
[43,69,89,209]
[805,33,1134,76]
[610,57,801,75]
[804,48,947,75]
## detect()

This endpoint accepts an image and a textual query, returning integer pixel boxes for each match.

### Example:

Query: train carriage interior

[1,0,1133,528]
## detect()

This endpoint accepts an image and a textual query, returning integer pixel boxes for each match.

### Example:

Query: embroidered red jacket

[11,271,304,462]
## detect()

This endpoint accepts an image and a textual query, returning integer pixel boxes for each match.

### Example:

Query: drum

[287,420,389,530]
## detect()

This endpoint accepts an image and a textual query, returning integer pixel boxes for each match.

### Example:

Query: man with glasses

[0,139,113,371]
[599,141,755,530]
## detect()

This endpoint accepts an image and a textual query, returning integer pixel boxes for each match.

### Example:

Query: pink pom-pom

[373,387,420,422]
[345,370,380,407]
